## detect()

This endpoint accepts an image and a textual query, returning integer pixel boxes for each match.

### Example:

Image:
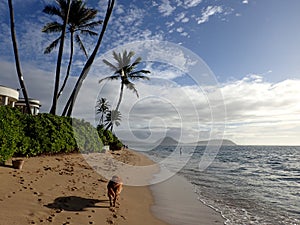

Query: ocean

[144,145,300,225]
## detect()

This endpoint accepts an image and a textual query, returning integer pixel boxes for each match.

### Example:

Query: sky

[0,0,300,146]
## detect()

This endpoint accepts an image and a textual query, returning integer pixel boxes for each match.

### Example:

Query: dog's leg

[113,195,116,207]
[108,194,113,207]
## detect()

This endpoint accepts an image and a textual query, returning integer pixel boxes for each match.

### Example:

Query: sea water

[144,146,300,225]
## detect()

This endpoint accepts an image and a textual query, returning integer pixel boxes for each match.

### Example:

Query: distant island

[157,137,237,146]
[122,136,237,149]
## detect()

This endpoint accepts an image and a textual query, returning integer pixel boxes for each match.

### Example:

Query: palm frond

[122,50,134,67]
[44,36,61,54]
[75,34,88,58]
[79,29,98,36]
[42,22,63,33]
[131,56,142,68]
[127,51,135,59]
[78,20,102,30]
[79,9,98,24]
[129,74,150,81]
[112,51,118,60]
[129,69,151,77]
[42,5,62,17]
[99,75,120,83]
[124,80,139,98]
[103,59,118,71]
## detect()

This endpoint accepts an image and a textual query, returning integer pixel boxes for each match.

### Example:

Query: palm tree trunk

[62,0,115,117]
[57,31,74,100]
[8,0,31,115]
[115,81,124,112]
[105,122,112,132]
[49,0,71,115]
[100,114,104,124]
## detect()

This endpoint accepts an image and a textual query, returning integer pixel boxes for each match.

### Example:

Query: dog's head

[111,175,122,184]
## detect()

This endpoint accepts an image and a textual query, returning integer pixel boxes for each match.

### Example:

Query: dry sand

[0,150,166,225]
[0,149,225,225]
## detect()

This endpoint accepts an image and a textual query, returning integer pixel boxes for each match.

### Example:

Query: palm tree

[99,50,150,112]
[8,0,31,115]
[62,0,115,117]
[42,0,102,114]
[104,109,121,132]
[96,97,110,125]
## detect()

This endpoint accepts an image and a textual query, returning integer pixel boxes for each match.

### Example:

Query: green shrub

[0,107,24,162]
[0,106,123,160]
[72,119,103,153]
[97,125,123,150]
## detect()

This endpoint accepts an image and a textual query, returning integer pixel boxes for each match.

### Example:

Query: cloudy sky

[0,0,300,145]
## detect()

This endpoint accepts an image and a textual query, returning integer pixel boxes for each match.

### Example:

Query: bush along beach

[0,106,123,163]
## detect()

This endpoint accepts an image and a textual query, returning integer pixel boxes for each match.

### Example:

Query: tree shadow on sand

[45,196,109,211]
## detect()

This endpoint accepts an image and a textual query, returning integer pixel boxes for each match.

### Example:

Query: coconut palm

[42,0,102,114]
[99,50,150,112]
[8,0,31,114]
[104,109,121,132]
[62,0,115,117]
[96,97,110,125]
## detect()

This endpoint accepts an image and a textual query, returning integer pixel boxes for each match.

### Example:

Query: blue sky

[0,0,300,145]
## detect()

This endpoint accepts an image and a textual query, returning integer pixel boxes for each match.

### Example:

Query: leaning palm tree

[42,0,102,114]
[99,50,150,112]
[96,97,110,125]
[8,0,31,115]
[104,109,121,132]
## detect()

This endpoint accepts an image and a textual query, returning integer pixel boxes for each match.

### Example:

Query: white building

[0,85,41,115]
[15,98,41,115]
[0,85,19,107]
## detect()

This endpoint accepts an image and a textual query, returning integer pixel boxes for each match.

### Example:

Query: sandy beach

[0,149,224,225]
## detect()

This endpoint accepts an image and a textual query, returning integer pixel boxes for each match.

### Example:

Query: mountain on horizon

[157,137,237,146]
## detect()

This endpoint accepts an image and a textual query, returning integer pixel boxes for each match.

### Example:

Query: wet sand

[151,174,225,225]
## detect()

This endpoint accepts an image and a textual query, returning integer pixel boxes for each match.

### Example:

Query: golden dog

[107,175,123,207]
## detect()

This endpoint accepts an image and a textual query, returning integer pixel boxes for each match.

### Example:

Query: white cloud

[115,4,125,15]
[181,17,190,23]
[175,12,186,22]
[242,0,249,4]
[183,0,202,8]
[221,75,300,145]
[166,21,175,27]
[174,12,190,23]
[176,27,184,33]
[196,5,223,24]
[158,0,176,16]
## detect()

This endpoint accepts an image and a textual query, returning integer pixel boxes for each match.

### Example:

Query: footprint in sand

[46,216,53,222]
[106,218,114,224]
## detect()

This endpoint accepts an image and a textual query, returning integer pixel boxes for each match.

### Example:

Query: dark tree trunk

[115,81,124,112]
[57,31,74,100]
[50,0,71,115]
[8,0,31,115]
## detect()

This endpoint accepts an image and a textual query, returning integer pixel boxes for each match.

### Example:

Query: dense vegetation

[0,106,122,163]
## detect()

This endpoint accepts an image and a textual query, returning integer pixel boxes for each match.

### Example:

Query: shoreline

[150,174,225,225]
